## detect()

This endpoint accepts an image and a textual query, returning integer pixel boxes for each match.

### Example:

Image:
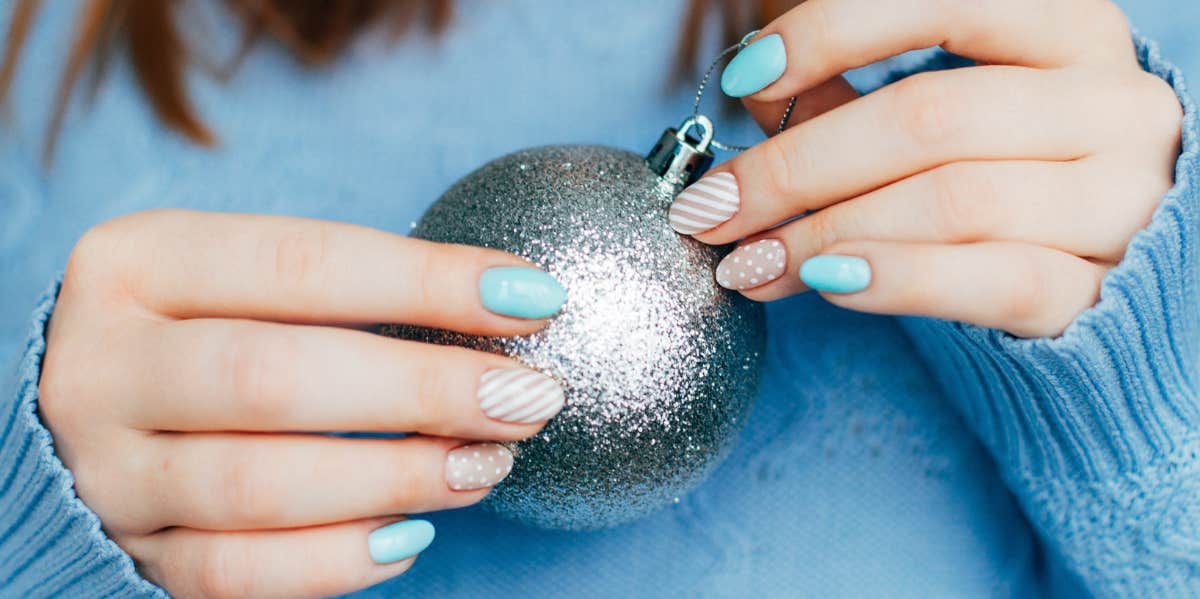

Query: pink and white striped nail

[716,239,787,290]
[445,443,514,491]
[668,171,740,235]
[478,368,565,424]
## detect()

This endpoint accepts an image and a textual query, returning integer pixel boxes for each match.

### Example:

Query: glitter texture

[383,145,765,530]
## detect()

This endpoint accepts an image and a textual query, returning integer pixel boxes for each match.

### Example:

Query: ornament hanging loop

[689,30,797,153]
[646,114,716,187]
[677,115,714,153]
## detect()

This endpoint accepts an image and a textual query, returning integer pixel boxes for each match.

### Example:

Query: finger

[83,209,565,334]
[113,318,564,436]
[673,66,1120,243]
[730,0,1136,102]
[743,76,860,134]
[796,241,1107,338]
[125,517,431,599]
[718,158,1165,300]
[138,434,510,531]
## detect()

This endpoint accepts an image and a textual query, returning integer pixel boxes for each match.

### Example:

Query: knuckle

[1135,72,1184,140]
[226,330,294,422]
[413,245,447,322]
[410,355,449,430]
[1003,252,1048,326]
[758,138,808,198]
[219,450,277,525]
[196,540,256,599]
[386,449,423,508]
[37,354,77,427]
[807,1,842,65]
[65,219,125,285]
[928,164,988,240]
[804,210,842,250]
[265,221,332,293]
[65,209,188,292]
[1088,0,1132,44]
[891,73,963,150]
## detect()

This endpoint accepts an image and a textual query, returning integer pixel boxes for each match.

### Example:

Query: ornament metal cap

[646,115,715,187]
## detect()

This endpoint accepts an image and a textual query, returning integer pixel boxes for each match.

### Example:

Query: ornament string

[691,30,798,152]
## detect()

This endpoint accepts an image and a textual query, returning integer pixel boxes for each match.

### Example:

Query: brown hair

[1,0,792,163]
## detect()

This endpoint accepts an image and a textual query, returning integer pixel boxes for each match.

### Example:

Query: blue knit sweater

[2,1,1198,597]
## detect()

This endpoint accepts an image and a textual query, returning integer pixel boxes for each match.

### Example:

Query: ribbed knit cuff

[901,34,1200,484]
[0,277,165,598]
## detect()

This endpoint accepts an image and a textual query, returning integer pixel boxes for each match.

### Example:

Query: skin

[699,0,1184,338]
[37,0,1185,597]
[40,211,558,598]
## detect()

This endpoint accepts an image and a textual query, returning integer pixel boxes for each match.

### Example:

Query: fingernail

[445,442,514,491]
[478,368,565,423]
[720,33,787,98]
[479,267,566,319]
[669,172,740,235]
[716,239,787,290]
[799,255,872,293]
[368,519,435,564]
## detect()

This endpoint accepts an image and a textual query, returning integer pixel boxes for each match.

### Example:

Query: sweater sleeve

[899,35,1200,596]
[0,278,165,598]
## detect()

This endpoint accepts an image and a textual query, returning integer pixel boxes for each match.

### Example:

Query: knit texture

[902,35,1200,596]
[0,2,1197,597]
[0,278,165,598]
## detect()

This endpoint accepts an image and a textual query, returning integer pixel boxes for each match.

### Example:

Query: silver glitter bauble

[384,129,766,530]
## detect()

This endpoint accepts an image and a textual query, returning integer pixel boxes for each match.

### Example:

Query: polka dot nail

[715,239,787,291]
[445,443,514,491]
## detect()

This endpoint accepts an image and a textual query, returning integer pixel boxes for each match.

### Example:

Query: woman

[1,0,1196,597]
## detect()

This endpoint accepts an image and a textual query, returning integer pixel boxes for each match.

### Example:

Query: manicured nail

[445,443,514,491]
[478,368,565,423]
[720,33,787,98]
[716,239,787,290]
[799,255,872,293]
[669,172,740,235]
[479,267,566,319]
[368,519,435,564]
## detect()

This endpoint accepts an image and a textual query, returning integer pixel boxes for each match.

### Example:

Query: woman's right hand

[37,209,568,599]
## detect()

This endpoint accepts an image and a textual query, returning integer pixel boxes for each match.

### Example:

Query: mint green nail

[480,267,566,319]
[800,255,872,294]
[721,34,787,98]
[368,520,435,564]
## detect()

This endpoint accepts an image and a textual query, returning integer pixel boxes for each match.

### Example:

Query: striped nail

[668,172,740,235]
[445,443,514,491]
[478,368,565,424]
[716,239,787,290]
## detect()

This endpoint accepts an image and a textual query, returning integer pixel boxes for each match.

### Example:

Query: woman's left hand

[669,0,1184,338]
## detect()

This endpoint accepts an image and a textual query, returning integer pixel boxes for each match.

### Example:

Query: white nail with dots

[445,443,514,491]
[715,239,787,291]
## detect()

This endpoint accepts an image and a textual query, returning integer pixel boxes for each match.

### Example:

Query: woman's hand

[670,0,1184,338]
[38,210,567,598]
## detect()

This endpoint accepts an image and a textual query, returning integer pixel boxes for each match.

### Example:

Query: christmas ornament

[383,34,795,530]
